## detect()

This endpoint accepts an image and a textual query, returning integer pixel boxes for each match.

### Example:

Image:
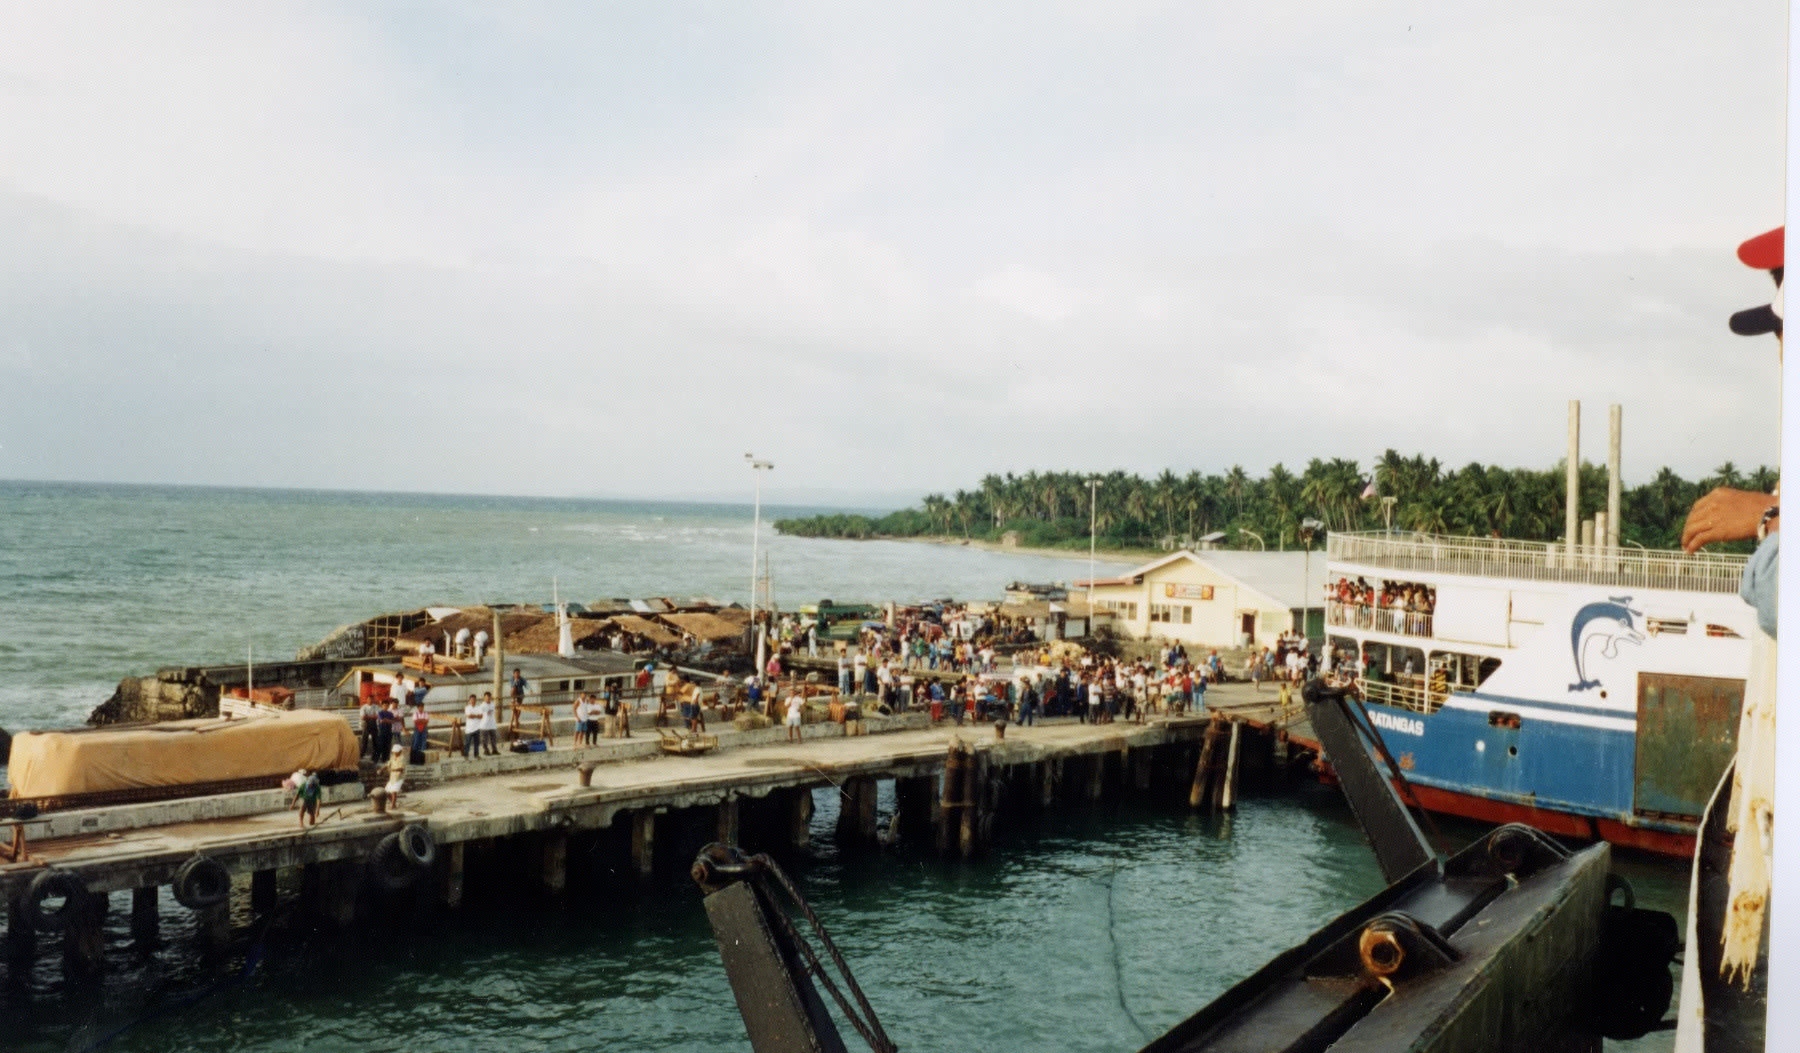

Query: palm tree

[1224,465,1249,518]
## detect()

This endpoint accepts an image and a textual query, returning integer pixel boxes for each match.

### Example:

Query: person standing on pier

[463,694,483,758]
[291,768,321,828]
[360,694,380,760]
[837,651,851,696]
[376,697,398,758]
[410,697,430,761]
[510,668,528,717]
[479,692,499,756]
[785,688,805,742]
[1018,676,1039,727]
[852,649,868,696]
[385,744,408,807]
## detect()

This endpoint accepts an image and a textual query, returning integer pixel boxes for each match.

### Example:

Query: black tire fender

[369,832,421,891]
[398,824,437,869]
[22,868,86,932]
[172,855,232,910]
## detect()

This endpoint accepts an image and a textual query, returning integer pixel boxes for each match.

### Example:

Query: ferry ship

[1324,530,1750,857]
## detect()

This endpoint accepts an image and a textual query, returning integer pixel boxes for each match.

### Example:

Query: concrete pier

[0,705,1246,983]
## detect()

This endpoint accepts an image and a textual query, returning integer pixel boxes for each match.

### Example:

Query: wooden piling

[836,776,878,847]
[131,885,160,945]
[1086,754,1106,802]
[939,741,970,856]
[1190,722,1221,809]
[959,750,986,859]
[1220,722,1243,812]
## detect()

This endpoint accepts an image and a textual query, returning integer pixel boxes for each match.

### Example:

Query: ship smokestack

[1607,404,1622,551]
[1566,401,1581,563]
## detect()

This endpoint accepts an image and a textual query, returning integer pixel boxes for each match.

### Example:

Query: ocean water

[0,481,1685,1052]
[0,480,1108,734]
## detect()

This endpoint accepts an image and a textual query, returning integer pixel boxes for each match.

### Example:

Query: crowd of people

[1328,576,1437,636]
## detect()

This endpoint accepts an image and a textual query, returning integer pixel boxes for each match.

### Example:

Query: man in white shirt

[462,695,484,759]
[479,692,498,756]
[785,690,805,742]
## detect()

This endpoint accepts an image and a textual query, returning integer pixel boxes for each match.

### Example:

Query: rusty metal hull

[1140,837,1610,1053]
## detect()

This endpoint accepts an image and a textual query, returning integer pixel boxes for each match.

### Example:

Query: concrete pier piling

[630,812,656,880]
[251,868,277,915]
[131,885,160,945]
[541,832,568,894]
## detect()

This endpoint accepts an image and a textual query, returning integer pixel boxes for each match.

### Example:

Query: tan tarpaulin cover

[608,615,682,646]
[660,612,748,642]
[7,709,359,799]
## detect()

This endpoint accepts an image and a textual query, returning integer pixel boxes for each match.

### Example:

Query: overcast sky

[0,3,1786,506]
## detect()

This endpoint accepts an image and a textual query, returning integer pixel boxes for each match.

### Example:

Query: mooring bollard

[577,761,598,787]
[993,720,1007,741]
[370,787,390,815]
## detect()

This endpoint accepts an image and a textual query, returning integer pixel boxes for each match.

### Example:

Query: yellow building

[1079,550,1323,648]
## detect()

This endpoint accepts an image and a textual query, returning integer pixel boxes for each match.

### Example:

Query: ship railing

[1327,531,1746,594]
[1325,601,1434,638]
[1358,675,1446,716]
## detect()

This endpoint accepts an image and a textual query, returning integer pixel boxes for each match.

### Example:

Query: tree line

[772,452,1777,554]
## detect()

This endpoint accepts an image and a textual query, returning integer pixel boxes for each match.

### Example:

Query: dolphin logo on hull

[1568,596,1644,692]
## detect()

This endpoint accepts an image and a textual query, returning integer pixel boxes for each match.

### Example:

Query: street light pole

[745,454,774,675]
[1087,478,1101,621]
[1238,528,1265,551]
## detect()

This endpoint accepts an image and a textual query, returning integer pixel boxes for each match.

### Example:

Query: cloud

[0,2,1784,503]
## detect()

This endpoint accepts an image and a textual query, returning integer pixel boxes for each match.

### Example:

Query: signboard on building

[1164,584,1214,600]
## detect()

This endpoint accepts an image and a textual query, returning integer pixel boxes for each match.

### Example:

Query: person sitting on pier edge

[785,687,804,742]
[463,694,483,759]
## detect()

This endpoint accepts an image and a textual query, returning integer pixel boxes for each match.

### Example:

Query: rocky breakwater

[87,670,217,726]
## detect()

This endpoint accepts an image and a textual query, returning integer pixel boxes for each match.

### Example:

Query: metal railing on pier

[1328,531,1746,594]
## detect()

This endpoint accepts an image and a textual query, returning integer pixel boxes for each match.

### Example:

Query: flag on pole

[1360,477,1378,500]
